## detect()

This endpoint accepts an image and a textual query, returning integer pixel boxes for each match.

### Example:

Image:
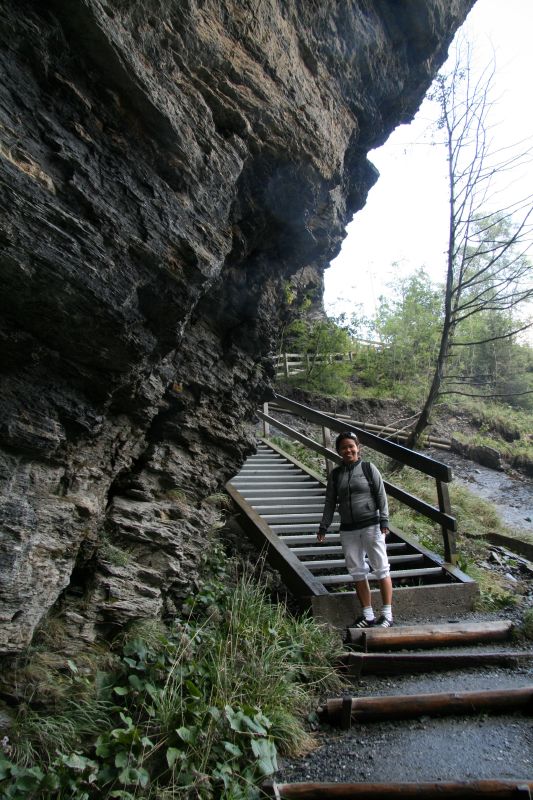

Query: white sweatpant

[340,524,390,581]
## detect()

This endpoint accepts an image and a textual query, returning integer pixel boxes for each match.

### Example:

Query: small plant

[520,609,533,640]
[98,533,133,567]
[205,492,234,510]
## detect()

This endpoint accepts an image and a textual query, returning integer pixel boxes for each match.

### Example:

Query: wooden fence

[275,341,382,378]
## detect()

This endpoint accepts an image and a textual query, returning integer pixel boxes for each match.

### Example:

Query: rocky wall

[0,0,475,655]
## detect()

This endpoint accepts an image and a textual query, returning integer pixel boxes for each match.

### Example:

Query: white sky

[324,0,533,333]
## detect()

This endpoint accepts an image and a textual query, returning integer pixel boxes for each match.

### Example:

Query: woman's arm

[371,463,389,531]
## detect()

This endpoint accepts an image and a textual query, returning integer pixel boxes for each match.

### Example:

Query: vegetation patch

[0,542,343,799]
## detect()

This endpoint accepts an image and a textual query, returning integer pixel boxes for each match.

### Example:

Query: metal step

[233,475,320,484]
[318,567,444,585]
[290,543,409,557]
[243,489,326,499]
[250,500,326,510]
[301,554,424,571]
[272,523,340,534]
[261,512,334,523]
[239,465,300,473]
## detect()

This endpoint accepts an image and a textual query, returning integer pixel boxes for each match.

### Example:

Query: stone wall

[0,0,474,654]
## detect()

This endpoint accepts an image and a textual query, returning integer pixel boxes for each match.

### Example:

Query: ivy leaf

[251,738,278,775]
[166,747,181,768]
[63,753,92,771]
[118,766,149,788]
[0,759,11,780]
[113,686,129,696]
[176,726,195,744]
[128,674,144,691]
[144,682,158,698]
[223,741,242,757]
[114,751,130,769]
[95,737,111,758]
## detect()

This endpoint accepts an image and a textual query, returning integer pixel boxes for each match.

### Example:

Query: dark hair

[335,431,360,452]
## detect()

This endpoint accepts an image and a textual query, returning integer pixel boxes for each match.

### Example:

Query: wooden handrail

[273,394,452,481]
[267,403,452,449]
[262,393,458,563]
[257,411,456,531]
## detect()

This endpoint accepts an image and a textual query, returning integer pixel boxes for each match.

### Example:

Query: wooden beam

[384,481,456,530]
[321,686,533,724]
[347,621,513,649]
[337,650,533,676]
[273,394,453,481]
[263,780,533,799]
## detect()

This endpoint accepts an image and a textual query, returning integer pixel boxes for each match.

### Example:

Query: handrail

[273,394,452,481]
[257,410,456,532]
[261,393,458,563]
[267,401,452,450]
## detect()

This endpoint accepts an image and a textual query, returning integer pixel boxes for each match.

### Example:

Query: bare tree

[407,40,533,448]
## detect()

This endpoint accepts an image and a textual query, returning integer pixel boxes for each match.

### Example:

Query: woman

[317,431,393,628]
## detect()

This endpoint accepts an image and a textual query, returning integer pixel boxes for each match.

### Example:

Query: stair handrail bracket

[261,393,458,565]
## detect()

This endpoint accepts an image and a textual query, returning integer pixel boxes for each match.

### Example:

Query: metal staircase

[227,418,478,627]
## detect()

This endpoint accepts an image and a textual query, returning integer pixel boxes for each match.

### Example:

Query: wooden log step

[347,621,514,649]
[337,650,533,676]
[263,779,533,799]
[319,685,533,725]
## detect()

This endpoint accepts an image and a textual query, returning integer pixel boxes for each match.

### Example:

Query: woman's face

[338,437,359,464]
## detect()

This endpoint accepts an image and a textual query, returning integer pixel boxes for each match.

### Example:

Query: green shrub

[1,548,343,799]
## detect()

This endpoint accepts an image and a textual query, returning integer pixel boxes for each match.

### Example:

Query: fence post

[263,403,270,437]
[322,426,334,475]
[284,353,289,378]
[437,479,457,564]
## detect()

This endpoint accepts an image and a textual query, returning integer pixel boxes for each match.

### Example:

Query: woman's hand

[317,530,326,543]
[381,527,389,536]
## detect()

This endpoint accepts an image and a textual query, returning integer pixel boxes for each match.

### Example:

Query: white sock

[381,604,393,621]
[363,606,375,621]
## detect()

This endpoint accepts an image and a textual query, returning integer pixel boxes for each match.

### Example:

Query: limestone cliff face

[0,0,474,654]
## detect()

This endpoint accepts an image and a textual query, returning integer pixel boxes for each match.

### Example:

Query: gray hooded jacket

[318,460,389,533]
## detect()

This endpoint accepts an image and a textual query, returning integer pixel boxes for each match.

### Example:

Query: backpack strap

[361,461,380,508]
